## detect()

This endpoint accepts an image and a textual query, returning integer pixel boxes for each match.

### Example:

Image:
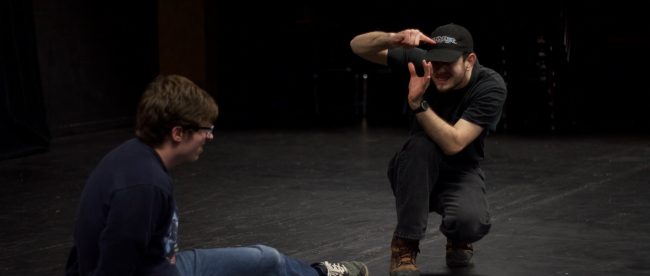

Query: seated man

[65,74,368,276]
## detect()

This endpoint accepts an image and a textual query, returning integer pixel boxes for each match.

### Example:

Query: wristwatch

[412,100,429,114]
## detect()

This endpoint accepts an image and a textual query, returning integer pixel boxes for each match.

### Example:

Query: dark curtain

[1,0,50,160]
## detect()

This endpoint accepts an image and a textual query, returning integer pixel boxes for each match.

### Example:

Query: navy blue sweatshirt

[66,138,179,276]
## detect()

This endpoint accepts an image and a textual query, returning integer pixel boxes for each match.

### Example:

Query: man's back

[66,138,178,276]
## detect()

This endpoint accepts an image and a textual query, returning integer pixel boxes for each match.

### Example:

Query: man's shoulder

[92,138,171,192]
[467,64,507,101]
[475,64,506,89]
[103,139,158,166]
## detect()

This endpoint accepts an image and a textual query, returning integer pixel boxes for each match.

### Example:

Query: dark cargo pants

[388,132,491,242]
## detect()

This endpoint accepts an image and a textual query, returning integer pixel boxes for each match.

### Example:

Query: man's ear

[170,126,184,142]
[466,53,477,70]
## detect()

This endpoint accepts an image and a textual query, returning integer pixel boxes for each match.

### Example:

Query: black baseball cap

[424,23,473,63]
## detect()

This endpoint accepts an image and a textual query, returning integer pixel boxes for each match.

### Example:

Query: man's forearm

[415,109,463,155]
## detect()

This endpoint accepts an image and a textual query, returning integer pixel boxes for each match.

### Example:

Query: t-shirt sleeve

[461,82,507,132]
[387,47,427,76]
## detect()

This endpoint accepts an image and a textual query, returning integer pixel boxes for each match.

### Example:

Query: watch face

[413,100,428,114]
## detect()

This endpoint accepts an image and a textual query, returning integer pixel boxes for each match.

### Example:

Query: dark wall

[158,0,206,87]
[2,0,158,159]
[205,1,648,134]
[500,1,649,134]
[2,1,648,159]
[32,0,158,136]
[204,1,511,129]
[574,2,649,133]
[1,0,49,159]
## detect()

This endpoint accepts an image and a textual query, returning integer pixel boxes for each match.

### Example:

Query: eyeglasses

[186,125,214,136]
[196,125,214,132]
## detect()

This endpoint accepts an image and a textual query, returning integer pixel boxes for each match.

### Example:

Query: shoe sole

[361,263,369,276]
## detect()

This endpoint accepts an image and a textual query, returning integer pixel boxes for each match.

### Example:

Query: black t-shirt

[388,47,507,163]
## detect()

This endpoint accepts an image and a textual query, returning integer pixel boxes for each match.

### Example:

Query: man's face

[430,56,470,92]
[176,125,214,163]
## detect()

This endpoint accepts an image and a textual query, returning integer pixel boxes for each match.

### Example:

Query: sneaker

[390,236,420,276]
[313,261,369,276]
[446,241,473,268]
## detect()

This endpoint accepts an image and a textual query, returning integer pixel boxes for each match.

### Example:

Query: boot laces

[321,261,349,276]
[397,245,419,266]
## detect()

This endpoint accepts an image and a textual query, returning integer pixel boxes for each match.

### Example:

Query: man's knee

[252,244,285,272]
[388,133,442,195]
[403,133,439,156]
[442,211,491,243]
[389,133,441,179]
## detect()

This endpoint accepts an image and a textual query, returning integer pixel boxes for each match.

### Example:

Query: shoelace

[322,261,349,276]
[397,246,419,266]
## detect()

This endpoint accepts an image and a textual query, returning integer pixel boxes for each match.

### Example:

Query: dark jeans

[387,132,491,243]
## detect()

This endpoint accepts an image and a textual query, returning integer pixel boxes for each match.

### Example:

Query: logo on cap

[432,36,458,45]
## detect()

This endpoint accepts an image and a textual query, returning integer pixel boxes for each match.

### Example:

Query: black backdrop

[2,0,648,159]
[205,1,649,133]
[1,0,49,159]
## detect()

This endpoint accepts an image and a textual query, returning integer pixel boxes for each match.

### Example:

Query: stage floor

[1,126,648,275]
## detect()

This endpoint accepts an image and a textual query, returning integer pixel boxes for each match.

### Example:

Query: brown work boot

[446,240,473,268]
[389,236,420,276]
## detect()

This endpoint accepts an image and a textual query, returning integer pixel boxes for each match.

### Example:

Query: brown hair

[135,75,218,146]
